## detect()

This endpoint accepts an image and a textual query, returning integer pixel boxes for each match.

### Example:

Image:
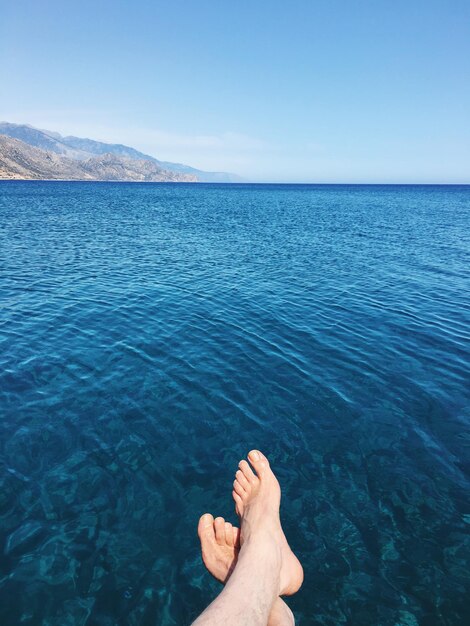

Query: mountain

[0,122,242,182]
[0,122,90,160]
[0,135,196,182]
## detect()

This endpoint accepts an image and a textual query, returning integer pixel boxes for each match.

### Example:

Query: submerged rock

[5,522,45,556]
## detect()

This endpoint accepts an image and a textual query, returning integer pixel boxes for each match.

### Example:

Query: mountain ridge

[0,122,242,182]
[0,135,197,182]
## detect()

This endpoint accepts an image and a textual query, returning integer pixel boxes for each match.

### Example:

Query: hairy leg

[197,513,294,625]
[192,450,302,626]
[193,528,281,625]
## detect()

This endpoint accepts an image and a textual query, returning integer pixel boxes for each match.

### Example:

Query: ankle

[241,529,282,561]
[241,518,279,542]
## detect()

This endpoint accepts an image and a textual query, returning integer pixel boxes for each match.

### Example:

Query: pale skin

[192,450,304,626]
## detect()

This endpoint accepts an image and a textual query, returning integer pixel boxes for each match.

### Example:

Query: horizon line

[1,180,469,186]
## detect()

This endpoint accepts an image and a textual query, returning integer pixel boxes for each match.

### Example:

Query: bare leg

[193,528,281,625]
[192,450,303,626]
[197,514,294,625]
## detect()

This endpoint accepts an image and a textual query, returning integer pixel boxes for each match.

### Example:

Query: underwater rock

[0,470,25,521]
[43,597,95,626]
[5,522,45,555]
[126,587,158,626]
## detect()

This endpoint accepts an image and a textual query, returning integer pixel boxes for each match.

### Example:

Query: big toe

[248,449,270,477]
[198,513,215,544]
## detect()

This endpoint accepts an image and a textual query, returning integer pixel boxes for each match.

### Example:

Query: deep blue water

[0,181,469,625]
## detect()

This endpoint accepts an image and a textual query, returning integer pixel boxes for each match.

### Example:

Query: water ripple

[0,182,469,625]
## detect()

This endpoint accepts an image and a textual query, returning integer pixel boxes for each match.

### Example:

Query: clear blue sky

[1,0,469,182]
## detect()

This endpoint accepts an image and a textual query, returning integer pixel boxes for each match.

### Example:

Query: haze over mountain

[0,122,242,182]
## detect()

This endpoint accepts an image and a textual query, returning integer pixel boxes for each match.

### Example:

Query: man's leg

[197,513,294,626]
[193,527,281,626]
[192,450,303,626]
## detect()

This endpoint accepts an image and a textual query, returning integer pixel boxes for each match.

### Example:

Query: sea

[0,181,469,625]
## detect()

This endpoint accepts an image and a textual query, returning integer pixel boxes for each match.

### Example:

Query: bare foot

[197,513,240,584]
[232,450,304,596]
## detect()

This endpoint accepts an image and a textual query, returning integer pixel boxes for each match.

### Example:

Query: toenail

[250,450,260,461]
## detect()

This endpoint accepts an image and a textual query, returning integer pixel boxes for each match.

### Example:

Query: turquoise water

[0,181,469,625]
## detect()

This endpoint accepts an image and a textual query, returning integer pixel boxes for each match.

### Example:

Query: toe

[224,522,234,546]
[248,449,269,476]
[235,469,250,491]
[233,478,246,498]
[232,526,241,548]
[238,459,257,483]
[232,490,243,513]
[214,517,226,545]
[198,513,215,540]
